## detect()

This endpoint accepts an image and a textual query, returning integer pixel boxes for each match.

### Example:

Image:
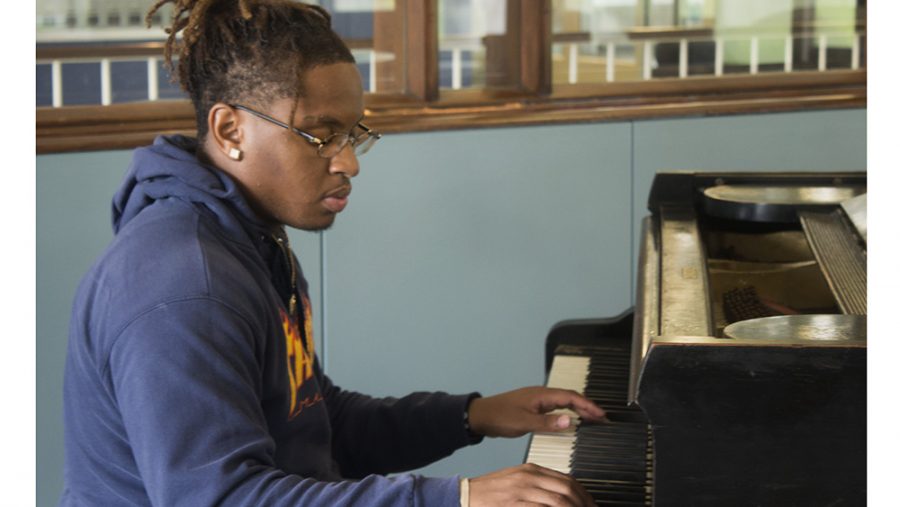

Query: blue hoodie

[61,135,480,506]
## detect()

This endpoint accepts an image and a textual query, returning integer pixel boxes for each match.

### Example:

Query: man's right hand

[469,463,594,506]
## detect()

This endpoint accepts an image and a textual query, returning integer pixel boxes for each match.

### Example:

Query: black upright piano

[526,171,867,506]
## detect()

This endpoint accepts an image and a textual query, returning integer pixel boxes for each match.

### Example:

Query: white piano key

[526,355,590,472]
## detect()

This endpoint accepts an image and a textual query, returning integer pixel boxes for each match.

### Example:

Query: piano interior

[530,172,867,506]
[703,220,840,335]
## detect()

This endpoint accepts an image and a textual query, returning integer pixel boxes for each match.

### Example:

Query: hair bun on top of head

[144,0,353,141]
[146,1,332,47]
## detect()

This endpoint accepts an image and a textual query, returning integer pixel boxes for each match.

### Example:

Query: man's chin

[288,216,336,232]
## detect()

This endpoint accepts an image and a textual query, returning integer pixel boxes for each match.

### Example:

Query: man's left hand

[467,386,606,438]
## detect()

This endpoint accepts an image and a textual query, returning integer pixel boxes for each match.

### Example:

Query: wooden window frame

[36,0,866,154]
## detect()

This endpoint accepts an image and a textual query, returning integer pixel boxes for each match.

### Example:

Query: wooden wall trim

[37,71,866,154]
[36,41,167,60]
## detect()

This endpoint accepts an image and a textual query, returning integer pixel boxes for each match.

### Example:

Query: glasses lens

[318,134,350,158]
[354,134,378,156]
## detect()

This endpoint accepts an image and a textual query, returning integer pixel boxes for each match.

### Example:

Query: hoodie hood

[112,135,269,244]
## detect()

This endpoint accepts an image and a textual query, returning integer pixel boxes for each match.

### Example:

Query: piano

[525,171,867,506]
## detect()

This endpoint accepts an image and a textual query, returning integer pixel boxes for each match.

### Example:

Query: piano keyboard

[525,346,653,506]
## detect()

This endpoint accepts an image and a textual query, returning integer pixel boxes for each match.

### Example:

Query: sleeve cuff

[459,477,471,507]
[462,392,484,445]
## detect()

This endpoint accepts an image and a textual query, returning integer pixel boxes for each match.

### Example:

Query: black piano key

[573,468,648,482]
[584,492,648,503]
[583,351,653,505]
[572,433,647,447]
[575,452,648,465]
[571,435,647,449]
[572,451,649,465]
[578,481,650,495]
[578,422,648,434]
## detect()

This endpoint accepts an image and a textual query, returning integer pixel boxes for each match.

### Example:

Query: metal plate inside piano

[702,184,865,223]
[723,314,866,341]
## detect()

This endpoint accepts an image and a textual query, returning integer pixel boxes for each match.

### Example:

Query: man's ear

[207,103,244,161]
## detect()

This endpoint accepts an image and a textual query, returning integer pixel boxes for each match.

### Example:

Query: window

[36,0,866,153]
[551,0,864,85]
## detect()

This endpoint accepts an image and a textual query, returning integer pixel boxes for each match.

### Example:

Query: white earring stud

[228,147,243,161]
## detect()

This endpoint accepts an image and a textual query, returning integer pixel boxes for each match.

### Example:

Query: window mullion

[512,0,552,96]
[404,0,439,102]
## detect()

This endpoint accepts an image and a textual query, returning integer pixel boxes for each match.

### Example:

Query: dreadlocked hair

[146,0,355,141]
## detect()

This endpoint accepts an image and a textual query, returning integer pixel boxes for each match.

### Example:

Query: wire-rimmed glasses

[230,103,381,158]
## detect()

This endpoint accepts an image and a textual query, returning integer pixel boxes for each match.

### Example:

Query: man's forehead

[300,64,362,98]
[294,63,364,126]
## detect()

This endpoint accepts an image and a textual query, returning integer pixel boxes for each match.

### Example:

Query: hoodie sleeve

[106,297,461,507]
[319,372,481,478]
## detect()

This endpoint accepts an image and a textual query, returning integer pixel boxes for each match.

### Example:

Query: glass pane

[647,0,675,26]
[718,1,791,70]
[36,64,53,107]
[826,35,856,70]
[815,0,861,71]
[439,49,476,89]
[35,0,403,101]
[438,0,509,90]
[551,0,642,85]
[157,59,187,100]
[551,0,864,86]
[110,61,147,103]
[319,0,406,94]
[61,62,101,106]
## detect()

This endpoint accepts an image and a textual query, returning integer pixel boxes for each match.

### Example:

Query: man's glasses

[230,104,381,158]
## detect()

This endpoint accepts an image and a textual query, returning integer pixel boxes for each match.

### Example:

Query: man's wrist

[463,393,483,443]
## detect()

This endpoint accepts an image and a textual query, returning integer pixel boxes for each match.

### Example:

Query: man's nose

[329,144,360,179]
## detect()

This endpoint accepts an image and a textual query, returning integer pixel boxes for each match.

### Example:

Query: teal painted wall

[36,108,866,506]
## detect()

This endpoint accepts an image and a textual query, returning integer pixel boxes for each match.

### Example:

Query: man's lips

[323,186,351,213]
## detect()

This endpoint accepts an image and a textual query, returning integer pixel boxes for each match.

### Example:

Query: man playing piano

[60,1,605,506]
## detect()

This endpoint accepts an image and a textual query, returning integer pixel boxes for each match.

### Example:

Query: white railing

[38,51,389,106]
[440,35,483,90]
[37,52,171,107]
[36,30,865,108]
[554,30,865,85]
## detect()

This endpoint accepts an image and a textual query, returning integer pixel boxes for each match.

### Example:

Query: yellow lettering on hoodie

[281,300,319,421]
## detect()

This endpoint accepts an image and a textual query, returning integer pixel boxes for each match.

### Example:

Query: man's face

[236,62,365,231]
